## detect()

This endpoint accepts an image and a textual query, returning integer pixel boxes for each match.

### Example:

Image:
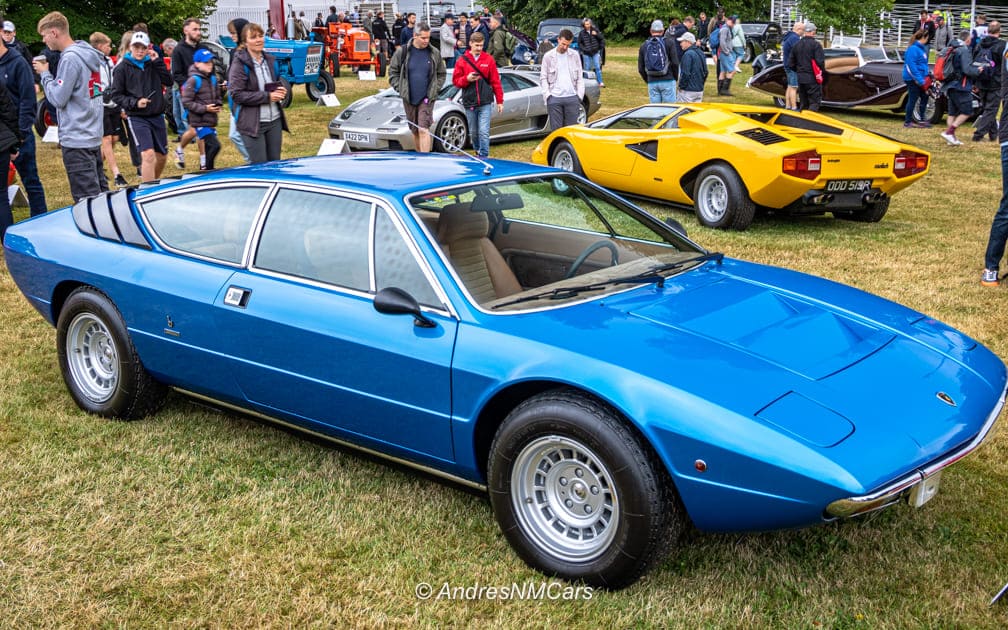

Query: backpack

[708,24,720,48]
[975,44,995,85]
[644,36,670,76]
[933,45,959,82]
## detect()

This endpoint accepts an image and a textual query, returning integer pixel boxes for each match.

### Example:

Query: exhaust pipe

[807,193,835,206]
[862,192,885,204]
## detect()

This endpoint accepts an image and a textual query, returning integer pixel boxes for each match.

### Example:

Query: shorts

[127,115,168,154]
[719,51,736,74]
[785,68,798,87]
[102,107,122,137]
[402,98,435,131]
[947,89,973,117]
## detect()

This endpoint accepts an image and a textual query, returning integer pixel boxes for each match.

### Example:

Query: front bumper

[825,382,1007,518]
[327,122,412,150]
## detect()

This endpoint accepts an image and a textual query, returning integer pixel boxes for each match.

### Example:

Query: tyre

[487,389,686,588]
[305,69,335,102]
[433,112,468,153]
[576,100,588,125]
[279,77,293,108]
[914,96,944,124]
[56,287,167,419]
[835,197,890,223]
[743,41,756,64]
[331,53,341,77]
[550,141,584,176]
[376,52,388,77]
[34,97,55,138]
[693,163,756,230]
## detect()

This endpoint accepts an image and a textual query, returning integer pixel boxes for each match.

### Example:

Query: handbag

[810,58,823,84]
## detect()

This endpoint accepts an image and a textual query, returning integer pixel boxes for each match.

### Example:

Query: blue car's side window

[140,187,266,263]
[255,188,372,292]
[373,209,441,308]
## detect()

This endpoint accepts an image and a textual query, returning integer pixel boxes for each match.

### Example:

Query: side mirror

[664,217,688,238]
[373,287,436,328]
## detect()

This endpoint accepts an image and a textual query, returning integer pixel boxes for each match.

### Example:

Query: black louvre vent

[736,128,789,145]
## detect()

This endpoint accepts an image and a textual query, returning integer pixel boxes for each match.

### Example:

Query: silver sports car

[327,66,602,152]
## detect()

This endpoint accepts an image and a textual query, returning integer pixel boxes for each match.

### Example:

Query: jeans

[12,133,48,216]
[983,143,1008,270]
[582,52,603,84]
[464,103,492,157]
[648,79,677,103]
[172,85,188,135]
[904,81,928,124]
[229,114,250,163]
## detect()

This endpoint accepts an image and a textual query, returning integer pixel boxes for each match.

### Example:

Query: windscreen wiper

[490,282,609,309]
[607,251,724,288]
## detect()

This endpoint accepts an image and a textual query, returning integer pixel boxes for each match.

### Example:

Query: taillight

[893,151,929,178]
[782,150,822,180]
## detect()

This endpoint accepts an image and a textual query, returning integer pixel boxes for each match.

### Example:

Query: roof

[137,153,552,200]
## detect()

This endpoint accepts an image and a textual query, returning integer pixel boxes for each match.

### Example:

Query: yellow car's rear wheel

[693,164,755,230]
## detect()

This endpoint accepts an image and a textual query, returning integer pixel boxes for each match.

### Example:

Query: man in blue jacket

[780,22,804,111]
[0,34,46,216]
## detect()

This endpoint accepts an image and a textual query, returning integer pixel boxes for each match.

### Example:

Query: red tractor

[313,23,386,78]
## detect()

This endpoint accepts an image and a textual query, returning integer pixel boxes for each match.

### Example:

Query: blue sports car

[4,154,1005,588]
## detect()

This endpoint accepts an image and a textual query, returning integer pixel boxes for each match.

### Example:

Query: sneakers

[114,173,128,187]
[915,121,932,128]
[981,268,1000,286]
[174,146,185,169]
[940,131,962,145]
[904,121,915,128]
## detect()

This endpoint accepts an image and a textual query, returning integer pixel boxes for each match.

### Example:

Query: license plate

[825,179,872,193]
[907,470,942,508]
[344,132,371,144]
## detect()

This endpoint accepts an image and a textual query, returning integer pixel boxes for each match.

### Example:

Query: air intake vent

[736,128,789,145]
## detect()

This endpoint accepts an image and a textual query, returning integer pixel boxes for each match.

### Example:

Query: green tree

[0,0,216,47]
[796,0,895,34]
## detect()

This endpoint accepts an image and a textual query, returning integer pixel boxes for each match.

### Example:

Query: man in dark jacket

[170,18,207,139]
[676,32,707,102]
[110,31,173,181]
[787,21,825,111]
[0,73,22,239]
[388,23,446,152]
[638,20,679,102]
[577,18,605,87]
[940,32,982,145]
[981,26,1008,286]
[0,35,45,216]
[372,11,390,58]
[973,22,1005,141]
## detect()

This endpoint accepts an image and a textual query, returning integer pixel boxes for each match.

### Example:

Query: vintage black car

[703,21,781,63]
[747,41,968,124]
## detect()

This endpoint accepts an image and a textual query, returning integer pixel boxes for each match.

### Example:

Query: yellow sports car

[531,103,929,230]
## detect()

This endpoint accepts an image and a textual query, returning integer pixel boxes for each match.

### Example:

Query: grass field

[1,47,1007,627]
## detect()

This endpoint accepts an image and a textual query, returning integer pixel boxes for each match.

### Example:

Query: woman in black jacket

[577,18,605,87]
[228,22,288,163]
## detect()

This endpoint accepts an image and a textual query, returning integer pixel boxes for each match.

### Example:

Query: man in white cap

[677,31,707,102]
[638,19,679,102]
[2,21,34,73]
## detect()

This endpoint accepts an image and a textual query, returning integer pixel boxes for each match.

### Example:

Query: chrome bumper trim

[173,387,488,493]
[826,382,1007,519]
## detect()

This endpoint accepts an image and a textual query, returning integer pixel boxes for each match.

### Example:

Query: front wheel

[56,288,167,419]
[433,112,468,152]
[743,41,756,64]
[305,69,335,102]
[693,163,756,230]
[487,389,686,588]
[550,140,584,176]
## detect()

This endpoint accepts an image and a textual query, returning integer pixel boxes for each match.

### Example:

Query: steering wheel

[565,240,619,279]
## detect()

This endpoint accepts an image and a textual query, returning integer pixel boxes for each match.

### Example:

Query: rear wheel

[34,98,55,137]
[305,69,335,102]
[743,41,756,63]
[433,112,468,152]
[550,140,584,176]
[487,389,686,588]
[331,53,341,77]
[693,163,756,230]
[835,197,890,223]
[56,288,167,419]
[376,52,388,77]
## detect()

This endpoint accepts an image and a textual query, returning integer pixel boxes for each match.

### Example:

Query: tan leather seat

[437,203,522,303]
[824,57,859,73]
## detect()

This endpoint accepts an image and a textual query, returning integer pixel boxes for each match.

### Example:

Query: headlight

[523,50,533,62]
[339,109,356,120]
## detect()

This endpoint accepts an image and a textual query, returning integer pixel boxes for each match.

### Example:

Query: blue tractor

[215,36,335,107]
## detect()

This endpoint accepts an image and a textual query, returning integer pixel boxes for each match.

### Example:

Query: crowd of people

[2,8,1008,286]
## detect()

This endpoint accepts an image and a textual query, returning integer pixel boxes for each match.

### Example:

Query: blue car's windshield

[409,174,708,311]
